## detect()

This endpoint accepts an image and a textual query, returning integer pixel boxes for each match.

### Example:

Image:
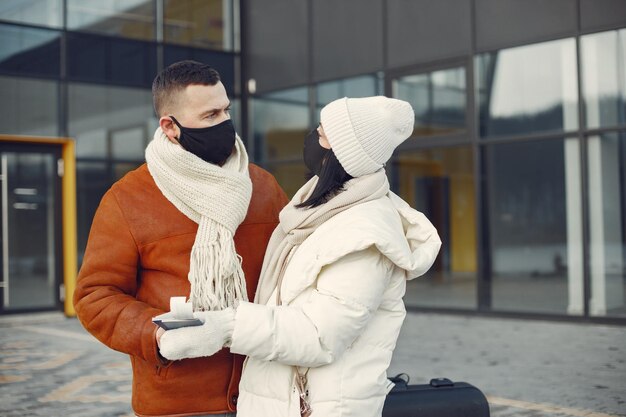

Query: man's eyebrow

[199,102,231,117]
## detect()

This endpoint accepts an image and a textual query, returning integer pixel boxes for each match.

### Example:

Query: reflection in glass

[267,162,308,199]
[111,126,147,160]
[315,75,381,124]
[164,0,234,51]
[395,146,477,309]
[67,33,157,88]
[588,133,626,317]
[486,138,583,314]
[0,0,62,28]
[581,29,626,129]
[69,83,156,159]
[476,38,578,137]
[393,67,466,137]
[67,0,155,41]
[253,87,309,164]
[0,24,60,77]
[2,152,58,309]
[0,76,58,136]
[229,99,241,138]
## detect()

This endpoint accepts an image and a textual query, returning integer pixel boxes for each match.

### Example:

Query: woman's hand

[158,308,236,360]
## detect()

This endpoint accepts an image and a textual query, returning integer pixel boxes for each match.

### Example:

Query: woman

[160,96,441,417]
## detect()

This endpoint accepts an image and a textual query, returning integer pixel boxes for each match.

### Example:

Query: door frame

[0,135,77,316]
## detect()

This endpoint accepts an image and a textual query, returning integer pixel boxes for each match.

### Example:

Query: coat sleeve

[229,246,393,367]
[73,188,166,366]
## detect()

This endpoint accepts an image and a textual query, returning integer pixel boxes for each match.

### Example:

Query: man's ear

[159,116,180,144]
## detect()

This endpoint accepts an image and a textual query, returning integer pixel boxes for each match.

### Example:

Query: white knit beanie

[320,96,415,177]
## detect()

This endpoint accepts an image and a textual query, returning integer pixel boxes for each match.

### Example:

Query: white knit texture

[146,127,252,311]
[159,308,236,360]
[320,96,414,177]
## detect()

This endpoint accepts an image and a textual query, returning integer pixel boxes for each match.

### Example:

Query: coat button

[231,394,238,405]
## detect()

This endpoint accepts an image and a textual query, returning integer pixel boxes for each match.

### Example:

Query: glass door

[0,143,62,312]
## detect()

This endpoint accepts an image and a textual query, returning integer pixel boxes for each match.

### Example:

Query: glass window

[252,87,309,164]
[315,75,381,124]
[164,0,235,51]
[394,146,477,309]
[69,83,156,159]
[110,126,148,160]
[0,76,58,136]
[228,98,241,138]
[476,38,578,138]
[0,24,60,78]
[581,29,626,129]
[67,33,157,88]
[266,162,308,199]
[393,67,466,137]
[485,138,584,315]
[0,0,62,28]
[587,132,626,317]
[67,0,155,41]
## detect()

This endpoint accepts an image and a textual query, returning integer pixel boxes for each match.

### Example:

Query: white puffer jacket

[230,193,441,417]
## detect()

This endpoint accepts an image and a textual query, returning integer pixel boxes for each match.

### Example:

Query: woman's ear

[159,116,180,144]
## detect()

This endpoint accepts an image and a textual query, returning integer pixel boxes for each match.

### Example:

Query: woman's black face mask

[170,115,235,166]
[303,128,329,175]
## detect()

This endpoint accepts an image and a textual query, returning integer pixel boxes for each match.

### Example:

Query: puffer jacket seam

[315,288,374,314]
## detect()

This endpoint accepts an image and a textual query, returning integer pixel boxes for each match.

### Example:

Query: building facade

[1,0,625,323]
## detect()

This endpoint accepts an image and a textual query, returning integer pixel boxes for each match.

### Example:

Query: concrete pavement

[0,311,624,417]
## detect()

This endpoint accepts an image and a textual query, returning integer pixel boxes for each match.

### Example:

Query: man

[73,60,288,417]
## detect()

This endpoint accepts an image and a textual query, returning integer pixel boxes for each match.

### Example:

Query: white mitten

[159,308,235,360]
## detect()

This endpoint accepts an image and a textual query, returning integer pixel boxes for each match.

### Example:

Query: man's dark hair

[297,151,353,209]
[152,60,220,116]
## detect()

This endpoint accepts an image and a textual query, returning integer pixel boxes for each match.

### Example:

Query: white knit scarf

[145,127,252,311]
[255,169,390,305]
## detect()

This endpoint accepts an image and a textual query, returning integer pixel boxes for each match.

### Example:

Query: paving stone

[1,312,624,417]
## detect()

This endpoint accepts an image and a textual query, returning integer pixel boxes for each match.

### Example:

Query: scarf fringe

[146,128,251,311]
[189,219,248,310]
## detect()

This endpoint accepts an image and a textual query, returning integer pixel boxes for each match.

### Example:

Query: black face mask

[170,116,235,166]
[303,128,330,175]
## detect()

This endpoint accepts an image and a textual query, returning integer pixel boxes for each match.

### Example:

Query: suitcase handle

[389,374,456,389]
[388,373,410,388]
[429,378,454,387]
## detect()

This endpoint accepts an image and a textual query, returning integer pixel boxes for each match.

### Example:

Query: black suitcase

[383,375,490,417]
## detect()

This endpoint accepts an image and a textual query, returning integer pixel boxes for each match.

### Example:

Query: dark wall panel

[475,0,578,52]
[580,0,626,32]
[243,0,308,93]
[67,33,156,88]
[312,0,383,82]
[387,0,472,69]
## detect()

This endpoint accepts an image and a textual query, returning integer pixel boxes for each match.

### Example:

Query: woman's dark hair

[296,150,352,209]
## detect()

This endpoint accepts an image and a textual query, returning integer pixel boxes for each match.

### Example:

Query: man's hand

[158,308,235,360]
